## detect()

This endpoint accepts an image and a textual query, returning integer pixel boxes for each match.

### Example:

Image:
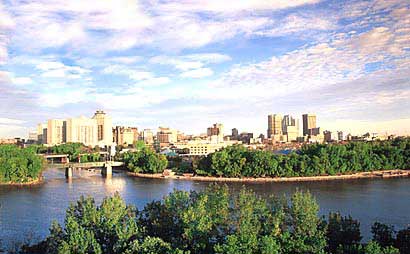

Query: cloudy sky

[0,0,409,138]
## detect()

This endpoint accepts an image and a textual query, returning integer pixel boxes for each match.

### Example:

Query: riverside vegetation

[121,138,410,178]
[0,145,44,184]
[194,138,410,177]
[18,185,410,254]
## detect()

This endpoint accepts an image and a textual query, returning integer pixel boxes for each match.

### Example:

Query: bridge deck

[48,161,124,169]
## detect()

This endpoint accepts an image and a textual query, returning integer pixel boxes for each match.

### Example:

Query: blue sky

[0,0,410,138]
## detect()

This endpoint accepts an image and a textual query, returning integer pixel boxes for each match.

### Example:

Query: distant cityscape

[0,110,398,156]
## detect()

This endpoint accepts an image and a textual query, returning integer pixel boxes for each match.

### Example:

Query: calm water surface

[1,168,410,248]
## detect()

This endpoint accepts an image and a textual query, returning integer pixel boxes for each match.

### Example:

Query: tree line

[0,145,44,183]
[19,185,410,254]
[195,138,410,177]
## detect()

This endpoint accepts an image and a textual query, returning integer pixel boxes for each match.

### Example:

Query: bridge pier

[65,167,73,178]
[102,163,112,177]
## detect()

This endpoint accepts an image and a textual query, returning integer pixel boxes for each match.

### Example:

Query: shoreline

[126,169,410,183]
[0,177,44,186]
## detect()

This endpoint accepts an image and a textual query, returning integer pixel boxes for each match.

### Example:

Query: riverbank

[0,177,43,186]
[126,169,410,182]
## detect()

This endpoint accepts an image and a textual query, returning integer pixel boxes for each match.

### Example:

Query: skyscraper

[66,116,98,147]
[231,128,239,140]
[282,115,299,142]
[267,114,282,138]
[302,114,317,136]
[207,123,224,142]
[47,119,66,145]
[92,110,113,146]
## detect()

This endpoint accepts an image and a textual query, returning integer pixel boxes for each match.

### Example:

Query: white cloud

[150,53,231,71]
[11,77,33,85]
[180,68,214,78]
[36,61,90,79]
[183,53,232,63]
[155,0,320,14]
[101,64,170,86]
[0,2,14,65]
[39,88,93,108]
[256,14,336,37]
[149,55,203,71]
[0,117,26,125]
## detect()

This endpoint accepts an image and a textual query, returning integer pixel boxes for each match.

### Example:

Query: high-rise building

[231,128,239,140]
[239,132,253,144]
[66,116,98,147]
[47,119,66,145]
[37,123,47,144]
[337,131,345,141]
[157,127,178,145]
[324,130,332,142]
[207,123,224,142]
[267,114,282,138]
[282,115,299,142]
[113,126,139,146]
[92,110,113,147]
[141,129,154,144]
[302,114,317,136]
[28,132,38,142]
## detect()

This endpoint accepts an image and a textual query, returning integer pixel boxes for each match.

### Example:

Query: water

[1,168,410,248]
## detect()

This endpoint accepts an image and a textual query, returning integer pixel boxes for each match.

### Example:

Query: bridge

[49,161,124,178]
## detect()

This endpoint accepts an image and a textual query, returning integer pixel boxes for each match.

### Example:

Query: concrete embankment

[126,170,410,183]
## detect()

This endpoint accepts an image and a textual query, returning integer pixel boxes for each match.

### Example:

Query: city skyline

[1,0,410,138]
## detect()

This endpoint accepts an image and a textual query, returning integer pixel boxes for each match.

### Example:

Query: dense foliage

[0,145,44,183]
[123,148,168,174]
[22,185,409,254]
[196,138,410,177]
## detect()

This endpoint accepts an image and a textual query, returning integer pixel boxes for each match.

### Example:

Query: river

[1,168,410,249]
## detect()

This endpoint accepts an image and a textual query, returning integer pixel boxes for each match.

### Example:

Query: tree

[123,148,168,174]
[281,190,327,254]
[0,145,44,183]
[327,212,362,253]
[364,241,399,254]
[371,222,395,247]
[395,227,410,254]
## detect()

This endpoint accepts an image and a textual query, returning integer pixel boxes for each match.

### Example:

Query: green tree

[395,227,410,254]
[371,222,395,247]
[327,212,362,253]
[123,148,168,174]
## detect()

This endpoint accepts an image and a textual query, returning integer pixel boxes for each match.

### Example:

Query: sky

[0,0,410,138]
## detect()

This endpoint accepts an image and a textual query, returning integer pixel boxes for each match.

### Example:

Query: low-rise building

[174,139,241,156]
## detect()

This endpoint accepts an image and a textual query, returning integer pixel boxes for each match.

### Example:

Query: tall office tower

[337,131,345,141]
[323,130,332,142]
[92,110,113,147]
[267,114,283,138]
[207,123,224,142]
[47,119,66,145]
[231,128,239,140]
[37,123,48,144]
[302,114,317,136]
[142,129,154,144]
[157,127,178,144]
[66,116,98,147]
[282,115,299,142]
[113,126,139,146]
